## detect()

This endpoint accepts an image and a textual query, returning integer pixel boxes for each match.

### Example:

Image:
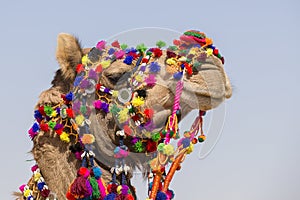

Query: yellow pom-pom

[75,115,85,126]
[189,48,197,55]
[117,185,122,194]
[135,74,143,82]
[131,96,144,107]
[60,132,70,143]
[186,143,194,154]
[23,189,31,197]
[51,110,57,117]
[206,48,213,56]
[163,144,174,156]
[166,58,176,65]
[82,55,89,65]
[34,172,41,181]
[81,134,95,144]
[118,108,129,123]
[101,60,111,68]
[112,90,119,98]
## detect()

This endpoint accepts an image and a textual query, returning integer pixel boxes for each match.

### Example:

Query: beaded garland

[20,30,225,200]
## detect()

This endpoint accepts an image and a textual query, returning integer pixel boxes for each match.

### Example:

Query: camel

[16,30,232,199]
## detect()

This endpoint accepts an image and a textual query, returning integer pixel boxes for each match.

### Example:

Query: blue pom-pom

[104,193,117,200]
[149,62,161,73]
[182,138,191,148]
[27,195,34,200]
[173,72,183,80]
[34,110,42,120]
[92,167,102,180]
[66,92,73,101]
[123,55,133,65]
[37,182,45,190]
[156,191,167,200]
[32,123,40,132]
[125,47,137,54]
[108,48,115,55]
[74,75,83,87]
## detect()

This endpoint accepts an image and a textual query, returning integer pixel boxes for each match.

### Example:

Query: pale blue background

[0,0,299,199]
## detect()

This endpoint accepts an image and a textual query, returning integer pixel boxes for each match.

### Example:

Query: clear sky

[0,0,299,199]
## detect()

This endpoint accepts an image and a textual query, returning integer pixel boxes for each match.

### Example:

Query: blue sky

[0,0,299,199]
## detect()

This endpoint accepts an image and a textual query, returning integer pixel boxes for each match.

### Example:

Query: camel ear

[56,33,83,80]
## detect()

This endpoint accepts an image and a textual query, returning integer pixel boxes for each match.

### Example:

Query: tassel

[67,167,92,199]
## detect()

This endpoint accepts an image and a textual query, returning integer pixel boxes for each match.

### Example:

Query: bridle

[20,30,225,200]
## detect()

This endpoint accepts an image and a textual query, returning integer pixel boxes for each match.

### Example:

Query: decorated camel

[16,30,232,199]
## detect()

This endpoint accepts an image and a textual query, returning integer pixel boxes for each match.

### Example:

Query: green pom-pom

[168,46,178,51]
[120,44,128,50]
[157,143,165,152]
[198,135,206,143]
[152,132,161,142]
[146,51,153,56]
[156,40,166,48]
[193,62,201,67]
[186,58,192,63]
[134,140,144,152]
[80,105,87,114]
[110,104,120,115]
[128,107,134,113]
[169,130,174,138]
[48,121,56,129]
[136,43,147,53]
[161,130,167,137]
[44,105,53,116]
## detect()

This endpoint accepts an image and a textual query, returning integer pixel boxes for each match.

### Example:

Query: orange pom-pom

[81,134,95,144]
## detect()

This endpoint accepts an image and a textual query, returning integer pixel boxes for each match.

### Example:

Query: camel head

[27,30,232,199]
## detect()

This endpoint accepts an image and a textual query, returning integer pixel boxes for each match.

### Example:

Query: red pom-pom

[55,128,63,135]
[128,51,139,59]
[173,39,181,46]
[66,108,74,118]
[152,48,163,57]
[123,125,132,135]
[221,57,225,64]
[95,64,103,73]
[40,123,49,132]
[96,83,101,90]
[185,63,193,75]
[213,49,219,55]
[167,51,176,58]
[76,64,84,73]
[41,188,50,197]
[146,140,157,152]
[38,106,46,116]
[144,109,154,119]
[77,167,90,177]
[132,115,139,122]
[142,58,149,63]
[111,40,120,48]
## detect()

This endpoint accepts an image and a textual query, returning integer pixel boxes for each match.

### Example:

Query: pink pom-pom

[96,40,106,50]
[114,50,125,59]
[75,152,82,160]
[93,100,102,109]
[19,184,26,192]
[31,165,39,172]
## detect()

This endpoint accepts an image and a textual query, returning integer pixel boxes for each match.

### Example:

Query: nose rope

[165,80,184,144]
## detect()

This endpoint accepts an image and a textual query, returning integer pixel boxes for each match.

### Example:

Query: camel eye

[107,72,126,85]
